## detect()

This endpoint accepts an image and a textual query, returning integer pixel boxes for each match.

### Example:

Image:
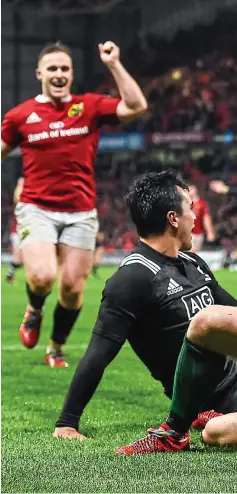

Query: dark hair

[126,169,188,237]
[38,41,72,63]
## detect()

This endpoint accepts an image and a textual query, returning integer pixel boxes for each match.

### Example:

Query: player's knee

[202,420,221,445]
[60,276,83,301]
[187,306,216,340]
[30,269,56,291]
[202,417,236,446]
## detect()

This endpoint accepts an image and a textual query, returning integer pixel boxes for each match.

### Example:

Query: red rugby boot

[19,305,43,348]
[192,410,223,431]
[114,423,190,455]
[45,350,69,368]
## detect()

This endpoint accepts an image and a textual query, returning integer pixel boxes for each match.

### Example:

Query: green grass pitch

[1,266,237,493]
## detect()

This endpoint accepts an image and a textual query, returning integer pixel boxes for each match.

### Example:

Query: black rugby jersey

[56,241,237,429]
[93,241,237,397]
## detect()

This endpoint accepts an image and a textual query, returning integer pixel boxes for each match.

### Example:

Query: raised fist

[98,41,120,68]
[209,180,228,194]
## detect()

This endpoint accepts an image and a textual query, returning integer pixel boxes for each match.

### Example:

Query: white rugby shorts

[15,202,99,250]
[191,233,204,252]
[10,233,19,249]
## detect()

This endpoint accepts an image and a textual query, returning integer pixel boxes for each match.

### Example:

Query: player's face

[36,52,73,100]
[177,189,196,251]
[188,185,198,200]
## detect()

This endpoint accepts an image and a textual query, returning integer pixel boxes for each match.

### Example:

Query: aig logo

[182,286,214,320]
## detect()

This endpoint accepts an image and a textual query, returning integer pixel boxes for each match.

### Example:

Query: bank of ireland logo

[68,103,84,118]
[182,286,214,320]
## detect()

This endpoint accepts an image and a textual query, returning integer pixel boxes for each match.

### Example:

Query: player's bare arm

[13,178,24,204]
[203,213,215,242]
[1,140,13,160]
[54,333,123,439]
[98,41,148,121]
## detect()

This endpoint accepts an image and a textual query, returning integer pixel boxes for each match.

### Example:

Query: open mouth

[51,78,67,88]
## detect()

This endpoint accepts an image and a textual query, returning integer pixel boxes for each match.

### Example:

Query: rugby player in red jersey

[6,177,24,284]
[1,40,147,367]
[188,184,215,253]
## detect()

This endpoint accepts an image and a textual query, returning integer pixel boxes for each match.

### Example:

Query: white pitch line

[2,341,130,351]
[1,343,88,351]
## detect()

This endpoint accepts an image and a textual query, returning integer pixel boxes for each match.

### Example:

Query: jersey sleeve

[86,93,121,126]
[188,252,217,283]
[1,108,23,148]
[186,252,237,306]
[212,284,237,306]
[93,264,153,343]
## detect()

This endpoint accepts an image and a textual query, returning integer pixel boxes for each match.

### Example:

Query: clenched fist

[98,41,120,68]
[209,180,228,194]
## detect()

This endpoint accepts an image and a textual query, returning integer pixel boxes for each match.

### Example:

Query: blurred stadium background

[2,0,237,269]
[2,2,237,492]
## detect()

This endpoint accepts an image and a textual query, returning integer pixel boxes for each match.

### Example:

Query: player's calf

[49,248,92,356]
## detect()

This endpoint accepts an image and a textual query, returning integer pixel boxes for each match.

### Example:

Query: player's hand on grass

[53,427,87,440]
[98,41,120,68]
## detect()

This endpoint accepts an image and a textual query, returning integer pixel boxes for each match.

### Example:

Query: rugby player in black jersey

[53,170,237,451]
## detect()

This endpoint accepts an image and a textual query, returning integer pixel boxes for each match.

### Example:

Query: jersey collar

[138,240,183,265]
[35,94,72,103]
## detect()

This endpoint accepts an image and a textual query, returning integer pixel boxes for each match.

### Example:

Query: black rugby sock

[26,283,49,310]
[51,302,81,345]
[166,336,226,432]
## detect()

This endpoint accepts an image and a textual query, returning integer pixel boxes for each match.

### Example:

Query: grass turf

[1,266,237,493]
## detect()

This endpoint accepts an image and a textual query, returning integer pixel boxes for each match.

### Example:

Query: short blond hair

[38,41,72,64]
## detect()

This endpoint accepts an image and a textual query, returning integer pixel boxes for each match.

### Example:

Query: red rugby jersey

[192,198,210,234]
[2,94,120,212]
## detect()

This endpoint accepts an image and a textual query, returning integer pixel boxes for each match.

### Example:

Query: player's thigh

[58,210,99,291]
[15,202,58,283]
[22,241,58,287]
[12,245,22,264]
[10,234,21,264]
[202,412,237,446]
[188,305,237,358]
[58,245,94,293]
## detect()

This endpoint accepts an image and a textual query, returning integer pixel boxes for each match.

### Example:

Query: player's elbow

[187,306,216,340]
[1,140,12,160]
[202,420,223,445]
[128,97,148,116]
[136,98,148,115]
